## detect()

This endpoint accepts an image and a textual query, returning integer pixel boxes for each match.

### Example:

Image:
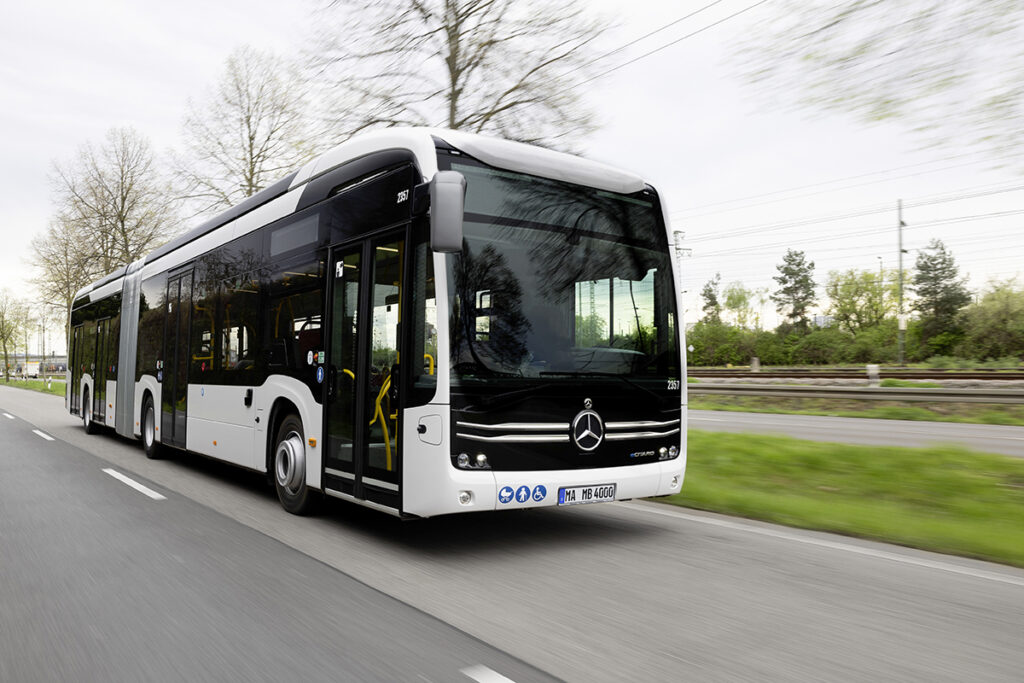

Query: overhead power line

[577,0,771,87]
[575,0,727,73]
[689,208,1024,258]
[683,183,1024,243]
[673,152,1021,220]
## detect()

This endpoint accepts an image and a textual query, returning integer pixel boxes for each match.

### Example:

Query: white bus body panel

[401,404,685,518]
[105,380,117,426]
[187,384,257,468]
[251,375,323,488]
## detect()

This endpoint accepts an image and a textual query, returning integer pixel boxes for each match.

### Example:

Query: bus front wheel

[273,414,315,515]
[142,395,162,459]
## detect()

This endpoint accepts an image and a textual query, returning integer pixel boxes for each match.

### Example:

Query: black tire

[273,414,316,515]
[83,387,98,434]
[142,394,163,459]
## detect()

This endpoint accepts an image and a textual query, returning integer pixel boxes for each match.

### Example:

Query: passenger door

[323,232,407,510]
[162,270,193,449]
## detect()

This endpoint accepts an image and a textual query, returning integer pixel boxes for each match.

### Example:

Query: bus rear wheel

[83,387,98,434]
[273,414,315,515]
[142,394,162,459]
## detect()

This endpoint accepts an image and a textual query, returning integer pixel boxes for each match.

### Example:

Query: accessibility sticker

[532,485,547,502]
[515,485,531,503]
[316,366,325,384]
[498,486,514,504]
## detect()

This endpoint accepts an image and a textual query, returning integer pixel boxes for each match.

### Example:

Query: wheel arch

[266,397,302,477]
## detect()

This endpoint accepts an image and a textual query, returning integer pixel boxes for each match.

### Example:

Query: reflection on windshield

[448,162,678,382]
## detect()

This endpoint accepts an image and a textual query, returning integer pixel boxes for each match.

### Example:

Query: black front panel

[451,383,680,471]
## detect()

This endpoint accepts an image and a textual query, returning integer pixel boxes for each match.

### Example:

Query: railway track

[688,383,1024,403]
[688,369,1024,381]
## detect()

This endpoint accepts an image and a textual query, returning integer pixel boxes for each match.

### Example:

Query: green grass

[879,378,942,388]
[689,395,1024,426]
[1,378,66,397]
[666,430,1024,566]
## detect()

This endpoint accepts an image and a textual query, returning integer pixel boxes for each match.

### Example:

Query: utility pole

[897,200,906,366]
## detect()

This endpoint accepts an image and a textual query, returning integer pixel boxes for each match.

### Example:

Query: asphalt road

[3,385,1024,681]
[691,409,1024,457]
[0,396,552,682]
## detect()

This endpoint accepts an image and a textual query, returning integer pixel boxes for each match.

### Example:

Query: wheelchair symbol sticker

[532,485,547,502]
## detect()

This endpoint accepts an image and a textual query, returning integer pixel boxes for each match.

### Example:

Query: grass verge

[664,430,1024,567]
[689,395,1024,426]
[1,379,66,397]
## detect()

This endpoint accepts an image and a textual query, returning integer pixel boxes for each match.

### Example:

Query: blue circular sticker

[515,485,531,503]
[157,370,163,382]
[498,486,514,504]
[316,366,325,384]
[532,485,547,502]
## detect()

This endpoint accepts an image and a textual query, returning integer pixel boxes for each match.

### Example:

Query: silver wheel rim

[275,430,305,494]
[144,403,155,447]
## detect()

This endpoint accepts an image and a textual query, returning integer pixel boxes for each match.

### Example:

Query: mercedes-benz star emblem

[571,402,604,452]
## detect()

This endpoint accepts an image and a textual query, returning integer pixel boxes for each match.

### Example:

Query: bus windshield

[446,160,679,384]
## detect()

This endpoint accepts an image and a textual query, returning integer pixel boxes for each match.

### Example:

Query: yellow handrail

[424,353,435,375]
[368,375,393,470]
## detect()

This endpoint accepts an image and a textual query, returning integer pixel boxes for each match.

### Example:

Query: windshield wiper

[538,371,662,401]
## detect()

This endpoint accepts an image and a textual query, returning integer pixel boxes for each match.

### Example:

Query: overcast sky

[2,0,1021,354]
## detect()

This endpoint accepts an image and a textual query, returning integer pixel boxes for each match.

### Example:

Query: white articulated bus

[67,128,686,517]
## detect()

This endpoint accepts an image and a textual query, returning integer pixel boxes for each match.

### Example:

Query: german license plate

[558,483,616,506]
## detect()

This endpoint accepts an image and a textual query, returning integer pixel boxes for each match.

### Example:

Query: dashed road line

[102,468,166,500]
[461,665,516,683]
[32,429,55,441]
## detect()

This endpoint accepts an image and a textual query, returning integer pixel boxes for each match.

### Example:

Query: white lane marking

[461,665,516,683]
[102,468,166,500]
[3,412,14,419]
[619,503,1024,588]
[689,417,726,422]
[32,429,55,441]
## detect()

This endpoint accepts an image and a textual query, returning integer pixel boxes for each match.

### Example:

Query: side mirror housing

[429,171,466,253]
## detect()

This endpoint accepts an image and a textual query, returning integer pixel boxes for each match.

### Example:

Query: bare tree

[736,1,1024,161]
[30,216,102,324]
[174,45,316,216]
[308,0,607,148]
[52,127,178,275]
[0,289,27,383]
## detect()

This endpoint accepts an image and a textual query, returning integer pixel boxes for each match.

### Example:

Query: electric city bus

[67,128,686,518]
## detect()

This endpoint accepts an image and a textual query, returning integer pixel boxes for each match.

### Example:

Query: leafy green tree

[687,321,743,366]
[574,313,607,347]
[771,249,816,329]
[825,268,897,334]
[957,280,1024,360]
[912,239,972,356]
[790,327,852,365]
[700,272,722,324]
[723,281,754,328]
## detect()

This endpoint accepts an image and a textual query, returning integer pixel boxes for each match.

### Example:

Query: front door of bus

[163,270,193,449]
[323,233,406,509]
